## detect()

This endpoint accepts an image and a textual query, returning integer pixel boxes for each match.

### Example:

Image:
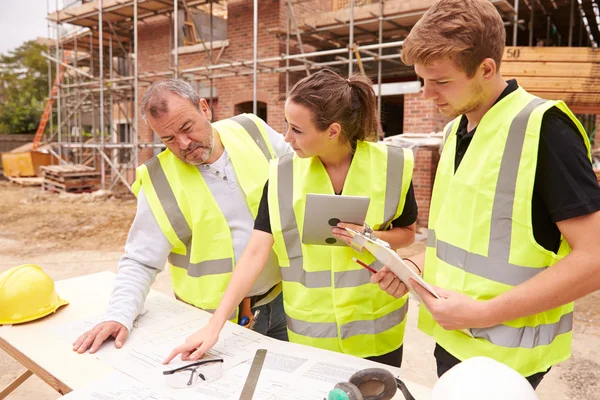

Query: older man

[73,79,291,353]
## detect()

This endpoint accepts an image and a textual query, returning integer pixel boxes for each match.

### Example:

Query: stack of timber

[502,46,600,114]
[41,164,100,193]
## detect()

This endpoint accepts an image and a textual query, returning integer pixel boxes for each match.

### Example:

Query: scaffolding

[44,0,599,193]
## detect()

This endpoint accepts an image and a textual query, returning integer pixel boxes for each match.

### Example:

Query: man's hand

[72,321,129,354]
[331,222,363,246]
[163,323,221,364]
[410,279,493,330]
[370,266,408,298]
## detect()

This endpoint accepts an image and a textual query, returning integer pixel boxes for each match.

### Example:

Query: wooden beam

[501,61,600,78]
[568,104,600,114]
[512,77,600,93]
[529,91,600,109]
[0,370,33,398]
[0,337,72,396]
[503,46,600,63]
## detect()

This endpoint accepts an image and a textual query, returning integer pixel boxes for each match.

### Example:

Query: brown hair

[288,69,378,148]
[401,0,506,77]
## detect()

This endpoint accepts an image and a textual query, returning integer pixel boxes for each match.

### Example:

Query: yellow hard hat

[0,264,68,325]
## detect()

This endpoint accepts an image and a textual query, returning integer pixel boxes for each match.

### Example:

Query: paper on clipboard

[344,226,440,304]
[346,224,474,338]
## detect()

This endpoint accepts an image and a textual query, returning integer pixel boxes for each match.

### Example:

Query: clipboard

[344,223,439,303]
[346,223,474,338]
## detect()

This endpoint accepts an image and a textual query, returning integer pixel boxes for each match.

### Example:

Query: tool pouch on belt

[238,297,254,328]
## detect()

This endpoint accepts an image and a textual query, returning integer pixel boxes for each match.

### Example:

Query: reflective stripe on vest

[286,301,410,340]
[229,115,273,161]
[426,97,572,349]
[470,311,573,349]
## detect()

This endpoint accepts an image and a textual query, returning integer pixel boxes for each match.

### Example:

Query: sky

[0,0,59,56]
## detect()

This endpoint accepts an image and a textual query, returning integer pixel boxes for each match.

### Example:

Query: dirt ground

[1,180,599,399]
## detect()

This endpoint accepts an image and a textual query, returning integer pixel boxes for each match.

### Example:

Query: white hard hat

[430,357,539,400]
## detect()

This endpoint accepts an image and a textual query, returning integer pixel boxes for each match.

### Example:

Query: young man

[371,0,600,388]
[73,79,291,354]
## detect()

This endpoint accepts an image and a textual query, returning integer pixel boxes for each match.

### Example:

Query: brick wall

[412,147,440,226]
[402,93,450,227]
[403,93,450,134]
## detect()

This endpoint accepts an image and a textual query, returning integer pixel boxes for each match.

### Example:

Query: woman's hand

[331,222,363,245]
[163,322,221,364]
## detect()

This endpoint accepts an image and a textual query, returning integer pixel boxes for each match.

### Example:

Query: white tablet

[302,193,370,246]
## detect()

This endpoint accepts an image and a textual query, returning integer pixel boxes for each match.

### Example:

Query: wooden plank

[0,370,33,399]
[528,91,600,112]
[41,164,96,174]
[6,177,44,186]
[43,172,100,182]
[501,61,600,78]
[0,337,72,396]
[509,77,600,93]
[44,177,100,188]
[503,46,600,63]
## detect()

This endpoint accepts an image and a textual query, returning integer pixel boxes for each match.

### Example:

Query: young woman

[164,69,418,367]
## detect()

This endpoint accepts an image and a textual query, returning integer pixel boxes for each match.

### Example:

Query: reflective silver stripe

[286,315,338,338]
[488,98,547,261]
[426,229,436,247]
[287,301,408,340]
[145,157,192,243]
[383,145,404,227]
[332,259,384,288]
[169,251,232,277]
[471,312,573,349]
[435,239,545,286]
[277,154,305,273]
[371,259,384,270]
[280,266,331,288]
[229,114,272,160]
[340,300,409,339]
[334,269,370,288]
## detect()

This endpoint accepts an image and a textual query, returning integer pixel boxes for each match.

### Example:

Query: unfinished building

[42,0,600,223]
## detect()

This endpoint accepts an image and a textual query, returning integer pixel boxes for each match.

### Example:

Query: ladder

[32,60,67,150]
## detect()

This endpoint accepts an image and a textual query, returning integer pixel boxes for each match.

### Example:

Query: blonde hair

[401,0,506,77]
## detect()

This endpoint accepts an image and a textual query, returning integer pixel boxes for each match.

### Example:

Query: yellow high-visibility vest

[133,114,276,318]
[269,141,414,357]
[420,87,590,376]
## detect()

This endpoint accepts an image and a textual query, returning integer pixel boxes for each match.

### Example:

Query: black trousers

[435,344,550,389]
[366,345,403,368]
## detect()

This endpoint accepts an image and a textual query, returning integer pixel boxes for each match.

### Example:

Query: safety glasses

[162,358,224,389]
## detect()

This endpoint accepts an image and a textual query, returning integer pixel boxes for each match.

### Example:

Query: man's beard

[179,136,213,165]
[450,79,485,118]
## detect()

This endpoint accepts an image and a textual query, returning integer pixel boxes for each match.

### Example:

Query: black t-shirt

[254,181,418,233]
[454,79,600,252]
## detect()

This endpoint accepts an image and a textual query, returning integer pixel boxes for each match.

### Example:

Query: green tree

[0,40,53,134]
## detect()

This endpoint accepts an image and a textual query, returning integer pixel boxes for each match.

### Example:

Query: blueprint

[56,291,413,399]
